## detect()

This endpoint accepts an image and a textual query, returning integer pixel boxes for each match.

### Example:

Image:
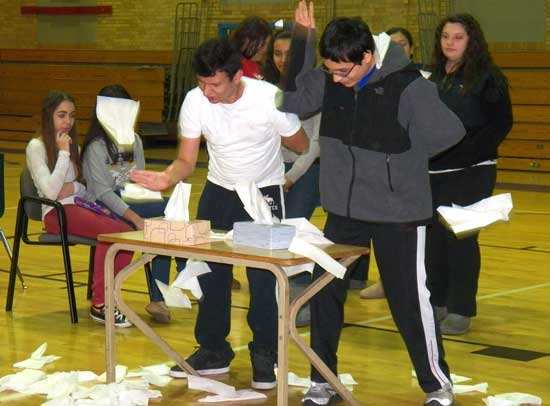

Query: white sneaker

[302,382,341,405]
[424,385,454,406]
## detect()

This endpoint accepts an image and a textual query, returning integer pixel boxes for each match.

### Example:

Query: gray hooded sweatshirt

[278,26,465,224]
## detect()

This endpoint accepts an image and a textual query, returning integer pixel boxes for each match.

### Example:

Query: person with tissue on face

[130,37,308,390]
[81,84,177,324]
[26,91,134,328]
[277,2,466,406]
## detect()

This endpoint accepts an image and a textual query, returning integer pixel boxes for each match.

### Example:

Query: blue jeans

[284,162,320,220]
[108,196,184,302]
[284,162,320,285]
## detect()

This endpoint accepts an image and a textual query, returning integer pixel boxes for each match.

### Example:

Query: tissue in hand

[233,222,296,250]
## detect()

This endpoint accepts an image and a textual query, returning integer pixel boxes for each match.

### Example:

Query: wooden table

[99,230,368,406]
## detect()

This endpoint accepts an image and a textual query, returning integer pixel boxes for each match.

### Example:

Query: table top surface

[98,230,369,266]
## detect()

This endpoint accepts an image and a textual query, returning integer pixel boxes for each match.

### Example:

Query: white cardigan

[26,138,86,219]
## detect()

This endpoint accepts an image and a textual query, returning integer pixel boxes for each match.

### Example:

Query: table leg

[288,255,360,406]
[104,243,119,383]
[113,251,198,377]
[267,264,290,406]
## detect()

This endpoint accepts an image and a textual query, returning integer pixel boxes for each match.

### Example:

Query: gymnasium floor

[1,144,549,405]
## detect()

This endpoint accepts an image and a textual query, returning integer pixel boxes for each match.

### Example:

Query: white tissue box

[144,219,211,246]
[233,222,296,250]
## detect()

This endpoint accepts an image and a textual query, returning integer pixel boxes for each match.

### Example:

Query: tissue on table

[143,182,211,246]
[233,222,296,250]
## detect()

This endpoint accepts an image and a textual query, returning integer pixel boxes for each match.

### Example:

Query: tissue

[96,96,139,150]
[143,182,211,246]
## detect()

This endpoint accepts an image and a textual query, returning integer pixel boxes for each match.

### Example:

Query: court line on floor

[353,281,550,327]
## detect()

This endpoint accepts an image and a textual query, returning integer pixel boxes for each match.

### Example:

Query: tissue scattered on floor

[13,343,61,370]
[482,392,542,406]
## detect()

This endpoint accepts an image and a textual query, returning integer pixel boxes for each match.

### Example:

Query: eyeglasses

[321,63,357,78]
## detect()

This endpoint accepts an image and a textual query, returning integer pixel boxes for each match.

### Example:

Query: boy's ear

[361,51,373,65]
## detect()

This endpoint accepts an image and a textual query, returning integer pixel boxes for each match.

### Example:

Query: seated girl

[26,90,133,327]
[81,84,177,323]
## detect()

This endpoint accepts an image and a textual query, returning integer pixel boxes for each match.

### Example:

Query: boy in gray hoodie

[278,3,465,406]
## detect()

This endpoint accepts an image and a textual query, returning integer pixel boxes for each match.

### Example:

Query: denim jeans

[284,162,320,285]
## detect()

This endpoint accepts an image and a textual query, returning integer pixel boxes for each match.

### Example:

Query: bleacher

[496,52,550,172]
[0,49,172,148]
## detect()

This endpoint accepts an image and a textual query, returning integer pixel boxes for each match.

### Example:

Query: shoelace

[113,308,128,323]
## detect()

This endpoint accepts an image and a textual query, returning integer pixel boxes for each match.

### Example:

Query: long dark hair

[230,16,272,60]
[386,26,414,58]
[40,91,81,177]
[430,14,507,94]
[263,29,292,85]
[81,84,133,163]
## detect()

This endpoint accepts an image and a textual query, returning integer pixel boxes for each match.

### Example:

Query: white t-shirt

[178,76,301,190]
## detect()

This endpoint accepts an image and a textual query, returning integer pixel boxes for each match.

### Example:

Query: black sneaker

[169,347,235,378]
[90,305,132,328]
[249,344,277,390]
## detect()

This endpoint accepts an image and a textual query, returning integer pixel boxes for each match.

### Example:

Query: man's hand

[129,170,172,191]
[295,0,315,29]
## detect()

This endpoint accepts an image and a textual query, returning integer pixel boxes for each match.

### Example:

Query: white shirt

[26,138,86,219]
[178,77,301,190]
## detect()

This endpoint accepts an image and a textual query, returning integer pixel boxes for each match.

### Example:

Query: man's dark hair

[231,16,272,60]
[320,17,375,64]
[192,38,242,79]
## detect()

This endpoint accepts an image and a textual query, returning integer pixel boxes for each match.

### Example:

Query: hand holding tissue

[143,182,210,246]
[437,193,513,237]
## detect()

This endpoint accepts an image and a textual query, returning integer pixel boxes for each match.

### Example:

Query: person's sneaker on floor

[440,313,470,335]
[424,385,454,406]
[90,305,132,328]
[169,347,235,378]
[434,306,448,322]
[145,301,171,323]
[249,344,277,390]
[302,382,340,406]
[359,281,385,299]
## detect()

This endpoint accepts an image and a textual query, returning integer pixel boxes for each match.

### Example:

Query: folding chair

[5,167,97,323]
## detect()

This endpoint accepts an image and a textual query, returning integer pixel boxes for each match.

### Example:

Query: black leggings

[425,165,497,316]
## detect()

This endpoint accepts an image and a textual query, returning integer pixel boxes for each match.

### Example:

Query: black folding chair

[5,167,97,323]
[0,152,26,289]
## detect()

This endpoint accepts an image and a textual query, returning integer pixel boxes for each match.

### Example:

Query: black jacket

[429,69,513,170]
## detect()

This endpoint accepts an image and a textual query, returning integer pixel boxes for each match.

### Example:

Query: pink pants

[44,204,134,305]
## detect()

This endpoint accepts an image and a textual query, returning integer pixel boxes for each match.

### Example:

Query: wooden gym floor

[0,144,549,405]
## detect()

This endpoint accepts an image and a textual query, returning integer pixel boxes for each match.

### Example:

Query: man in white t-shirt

[131,38,307,390]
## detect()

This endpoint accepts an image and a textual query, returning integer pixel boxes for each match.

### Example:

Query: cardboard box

[144,219,211,246]
[233,222,296,250]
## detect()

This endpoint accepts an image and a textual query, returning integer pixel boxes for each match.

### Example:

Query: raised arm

[277,1,325,117]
